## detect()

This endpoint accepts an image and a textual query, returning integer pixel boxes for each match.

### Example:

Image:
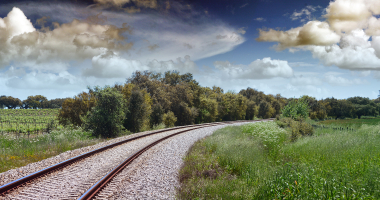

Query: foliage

[277,117,314,141]
[150,104,164,127]
[23,95,48,109]
[245,100,257,120]
[58,91,97,126]
[258,101,275,119]
[242,122,288,160]
[123,89,152,132]
[84,87,126,138]
[163,111,177,127]
[281,96,309,120]
[0,96,22,109]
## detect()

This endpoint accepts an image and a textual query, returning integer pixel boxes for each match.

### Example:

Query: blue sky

[0,0,379,100]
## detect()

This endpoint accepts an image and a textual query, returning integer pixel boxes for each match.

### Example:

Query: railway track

[0,119,270,199]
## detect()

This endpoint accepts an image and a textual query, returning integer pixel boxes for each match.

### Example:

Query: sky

[1,0,380,100]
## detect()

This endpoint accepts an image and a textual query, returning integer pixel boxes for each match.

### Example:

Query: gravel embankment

[0,126,190,186]
[0,127,197,200]
[94,122,260,199]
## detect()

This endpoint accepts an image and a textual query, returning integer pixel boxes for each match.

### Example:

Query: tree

[163,111,177,127]
[84,87,125,138]
[58,91,97,126]
[0,96,22,109]
[150,104,164,126]
[347,96,378,118]
[23,95,48,109]
[124,89,152,132]
[245,100,257,120]
[258,101,275,119]
[198,97,218,123]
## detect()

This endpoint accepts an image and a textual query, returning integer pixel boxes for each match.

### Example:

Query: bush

[277,117,314,142]
[84,87,125,138]
[163,111,177,127]
[281,97,309,120]
[242,122,288,160]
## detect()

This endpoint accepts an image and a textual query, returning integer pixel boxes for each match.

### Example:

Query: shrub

[281,97,309,120]
[84,87,125,138]
[242,122,288,160]
[277,117,314,141]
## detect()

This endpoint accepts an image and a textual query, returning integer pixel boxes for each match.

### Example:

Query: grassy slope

[178,121,380,199]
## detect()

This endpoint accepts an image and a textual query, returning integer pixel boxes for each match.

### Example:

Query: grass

[0,126,105,173]
[178,121,380,199]
[318,117,380,128]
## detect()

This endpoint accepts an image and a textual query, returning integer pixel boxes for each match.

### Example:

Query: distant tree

[258,101,275,119]
[124,89,152,132]
[84,87,125,138]
[245,100,257,120]
[44,98,67,108]
[150,104,164,126]
[0,95,5,109]
[163,111,177,127]
[58,91,97,126]
[198,97,218,123]
[347,96,378,118]
[23,95,48,109]
[0,96,22,109]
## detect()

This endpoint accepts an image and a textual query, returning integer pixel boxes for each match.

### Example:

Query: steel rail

[78,124,213,200]
[0,121,235,195]
[79,120,269,200]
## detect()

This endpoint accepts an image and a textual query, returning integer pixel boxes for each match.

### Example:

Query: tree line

[57,71,289,136]
[2,71,380,137]
[0,95,67,109]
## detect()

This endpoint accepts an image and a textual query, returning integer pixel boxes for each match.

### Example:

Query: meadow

[318,117,380,128]
[178,120,380,199]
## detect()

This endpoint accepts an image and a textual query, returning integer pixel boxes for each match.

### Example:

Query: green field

[0,109,59,135]
[317,117,380,128]
[178,120,380,199]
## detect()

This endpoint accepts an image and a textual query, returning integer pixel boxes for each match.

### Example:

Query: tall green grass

[0,126,105,173]
[178,121,380,199]
[318,117,380,128]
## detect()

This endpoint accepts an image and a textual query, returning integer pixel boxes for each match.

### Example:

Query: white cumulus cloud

[257,21,341,50]
[214,57,293,79]
[309,29,380,70]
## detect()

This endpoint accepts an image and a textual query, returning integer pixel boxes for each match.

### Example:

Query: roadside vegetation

[178,100,380,199]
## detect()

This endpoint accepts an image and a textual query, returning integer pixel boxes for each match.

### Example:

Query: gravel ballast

[94,122,262,199]
[0,127,197,199]
[0,121,267,199]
